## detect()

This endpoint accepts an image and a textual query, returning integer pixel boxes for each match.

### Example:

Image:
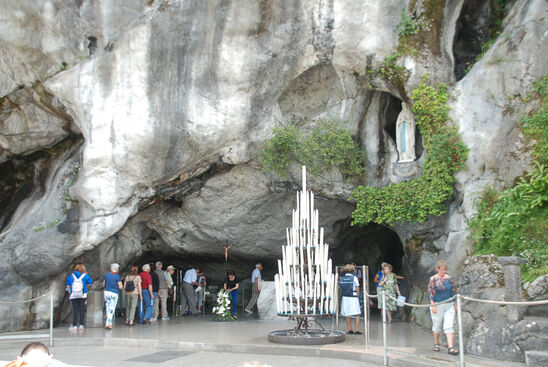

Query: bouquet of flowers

[212,288,234,321]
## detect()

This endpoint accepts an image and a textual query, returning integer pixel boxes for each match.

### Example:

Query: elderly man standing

[153,261,169,321]
[181,266,200,316]
[244,263,263,314]
[139,264,154,324]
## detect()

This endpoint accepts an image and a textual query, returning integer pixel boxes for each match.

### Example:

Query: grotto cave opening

[331,220,405,301]
[453,0,493,81]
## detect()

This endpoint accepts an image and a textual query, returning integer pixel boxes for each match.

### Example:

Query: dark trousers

[71,298,86,326]
[230,290,238,316]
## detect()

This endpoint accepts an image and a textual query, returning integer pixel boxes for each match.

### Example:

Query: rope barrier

[0,293,49,305]
[363,289,455,307]
[384,293,456,308]
[460,295,548,306]
[379,292,548,307]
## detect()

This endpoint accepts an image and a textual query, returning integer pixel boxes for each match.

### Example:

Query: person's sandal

[355,331,363,335]
[347,330,355,334]
[448,347,459,355]
[433,344,440,352]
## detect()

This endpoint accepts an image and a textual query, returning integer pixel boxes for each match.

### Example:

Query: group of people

[64,258,457,355]
[65,261,176,330]
[65,261,264,329]
[339,260,458,356]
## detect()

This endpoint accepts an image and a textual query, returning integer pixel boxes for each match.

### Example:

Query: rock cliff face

[0,0,546,361]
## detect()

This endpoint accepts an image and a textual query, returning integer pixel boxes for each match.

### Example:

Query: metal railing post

[49,290,54,347]
[382,291,388,366]
[457,294,464,367]
[362,265,368,349]
[335,268,339,330]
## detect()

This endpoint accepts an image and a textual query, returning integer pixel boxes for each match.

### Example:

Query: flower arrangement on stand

[212,288,234,321]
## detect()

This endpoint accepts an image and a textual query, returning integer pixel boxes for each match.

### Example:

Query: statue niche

[395,104,416,162]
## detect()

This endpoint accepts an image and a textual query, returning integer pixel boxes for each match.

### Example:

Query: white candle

[304,274,308,315]
[302,165,306,193]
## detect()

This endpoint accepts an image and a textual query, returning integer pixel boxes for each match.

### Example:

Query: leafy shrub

[470,75,548,281]
[397,9,431,38]
[259,118,367,183]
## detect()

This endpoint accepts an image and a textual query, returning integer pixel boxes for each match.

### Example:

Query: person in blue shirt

[65,263,92,332]
[102,263,123,329]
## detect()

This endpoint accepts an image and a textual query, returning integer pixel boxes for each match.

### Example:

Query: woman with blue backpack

[65,263,93,332]
[339,264,362,334]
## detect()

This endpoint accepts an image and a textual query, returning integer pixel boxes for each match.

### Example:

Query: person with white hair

[139,263,155,323]
[244,263,263,314]
[153,261,169,320]
[181,266,201,315]
[102,263,122,329]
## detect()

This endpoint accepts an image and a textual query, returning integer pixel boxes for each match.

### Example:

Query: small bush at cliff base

[470,165,548,282]
[259,118,367,183]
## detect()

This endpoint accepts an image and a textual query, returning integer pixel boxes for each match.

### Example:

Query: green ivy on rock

[351,77,468,225]
[258,118,367,183]
[470,75,548,282]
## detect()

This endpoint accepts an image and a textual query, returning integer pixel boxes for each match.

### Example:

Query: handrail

[0,291,54,347]
[0,293,50,304]
[362,289,548,367]
[460,295,548,305]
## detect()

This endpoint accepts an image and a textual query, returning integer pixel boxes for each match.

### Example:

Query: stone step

[524,350,548,367]
[517,333,548,351]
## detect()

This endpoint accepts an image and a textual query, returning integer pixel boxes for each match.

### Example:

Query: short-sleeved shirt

[154,269,167,289]
[104,272,122,293]
[183,269,197,284]
[225,277,239,291]
[140,271,152,290]
[124,274,142,295]
[251,268,262,283]
[376,270,384,287]
[428,275,455,303]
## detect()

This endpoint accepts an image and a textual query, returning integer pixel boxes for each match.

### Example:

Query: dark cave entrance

[332,220,405,293]
[453,0,493,81]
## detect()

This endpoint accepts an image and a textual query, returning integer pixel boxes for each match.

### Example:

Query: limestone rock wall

[0,1,546,362]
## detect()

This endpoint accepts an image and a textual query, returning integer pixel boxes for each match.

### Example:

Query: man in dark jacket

[150,263,160,321]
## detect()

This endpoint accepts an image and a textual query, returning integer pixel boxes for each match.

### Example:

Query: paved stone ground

[0,314,527,367]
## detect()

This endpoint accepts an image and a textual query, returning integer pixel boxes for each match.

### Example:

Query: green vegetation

[470,76,548,282]
[379,52,410,99]
[396,8,432,54]
[465,0,511,74]
[351,77,468,224]
[258,118,367,183]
